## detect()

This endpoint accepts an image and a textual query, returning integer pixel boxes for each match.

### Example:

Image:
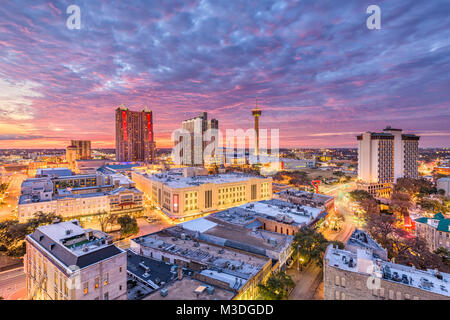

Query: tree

[292,228,329,267]
[434,247,450,268]
[257,271,295,300]
[117,215,139,238]
[349,190,373,203]
[390,191,412,217]
[97,211,117,232]
[0,212,62,257]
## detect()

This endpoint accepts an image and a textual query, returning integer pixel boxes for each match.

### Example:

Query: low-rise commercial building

[323,244,450,300]
[130,228,273,300]
[18,176,143,222]
[274,189,334,214]
[415,213,450,252]
[132,169,272,220]
[25,220,127,300]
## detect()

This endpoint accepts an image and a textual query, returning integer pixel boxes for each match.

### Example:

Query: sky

[0,0,449,149]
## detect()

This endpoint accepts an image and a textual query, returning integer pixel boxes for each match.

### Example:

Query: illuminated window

[83,281,89,295]
[94,277,99,289]
[104,273,109,285]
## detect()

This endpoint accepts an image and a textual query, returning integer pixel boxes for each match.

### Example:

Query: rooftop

[415,213,450,233]
[276,189,334,204]
[126,249,176,290]
[325,245,450,297]
[27,220,123,273]
[132,229,269,281]
[144,278,234,300]
[234,199,324,226]
[135,171,267,189]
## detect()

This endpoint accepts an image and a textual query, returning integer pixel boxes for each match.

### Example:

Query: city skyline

[0,0,449,149]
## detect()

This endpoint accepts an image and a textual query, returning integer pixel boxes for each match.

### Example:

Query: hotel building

[25,220,127,300]
[131,168,272,220]
[115,106,156,163]
[356,126,420,197]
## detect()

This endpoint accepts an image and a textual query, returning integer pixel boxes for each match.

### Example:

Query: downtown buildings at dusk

[0,0,449,311]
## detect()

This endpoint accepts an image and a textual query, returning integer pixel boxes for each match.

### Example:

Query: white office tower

[357,126,419,197]
[177,112,219,166]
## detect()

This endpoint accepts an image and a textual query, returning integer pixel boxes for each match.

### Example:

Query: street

[0,267,26,300]
[0,173,26,221]
[288,181,357,300]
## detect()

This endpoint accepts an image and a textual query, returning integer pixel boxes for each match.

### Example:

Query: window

[94,277,99,289]
[119,267,122,273]
[104,273,109,285]
[335,276,340,286]
[341,277,346,287]
[83,281,89,295]
[104,292,109,300]
[251,184,257,200]
[119,285,122,291]
[389,290,394,300]
[335,291,340,300]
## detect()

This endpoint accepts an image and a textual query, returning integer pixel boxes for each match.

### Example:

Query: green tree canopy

[0,212,62,257]
[257,271,295,300]
[117,215,139,238]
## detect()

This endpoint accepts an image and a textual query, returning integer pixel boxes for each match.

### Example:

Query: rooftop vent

[50,243,56,250]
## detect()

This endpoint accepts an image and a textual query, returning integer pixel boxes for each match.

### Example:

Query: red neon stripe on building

[122,111,127,141]
[147,113,152,141]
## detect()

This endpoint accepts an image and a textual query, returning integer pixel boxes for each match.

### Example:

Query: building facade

[115,106,156,163]
[18,174,143,222]
[323,245,450,300]
[25,220,127,300]
[356,127,420,197]
[131,169,272,220]
[415,213,450,252]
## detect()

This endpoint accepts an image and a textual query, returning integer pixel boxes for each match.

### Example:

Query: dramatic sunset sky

[0,0,449,149]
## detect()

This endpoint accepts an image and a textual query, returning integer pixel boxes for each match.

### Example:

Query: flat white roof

[142,171,267,189]
[242,200,322,225]
[181,218,217,233]
[326,246,450,297]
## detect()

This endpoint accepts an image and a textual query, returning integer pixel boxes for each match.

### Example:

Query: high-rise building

[66,140,91,170]
[356,126,419,197]
[177,112,218,166]
[71,140,91,160]
[115,106,155,163]
[25,220,127,300]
